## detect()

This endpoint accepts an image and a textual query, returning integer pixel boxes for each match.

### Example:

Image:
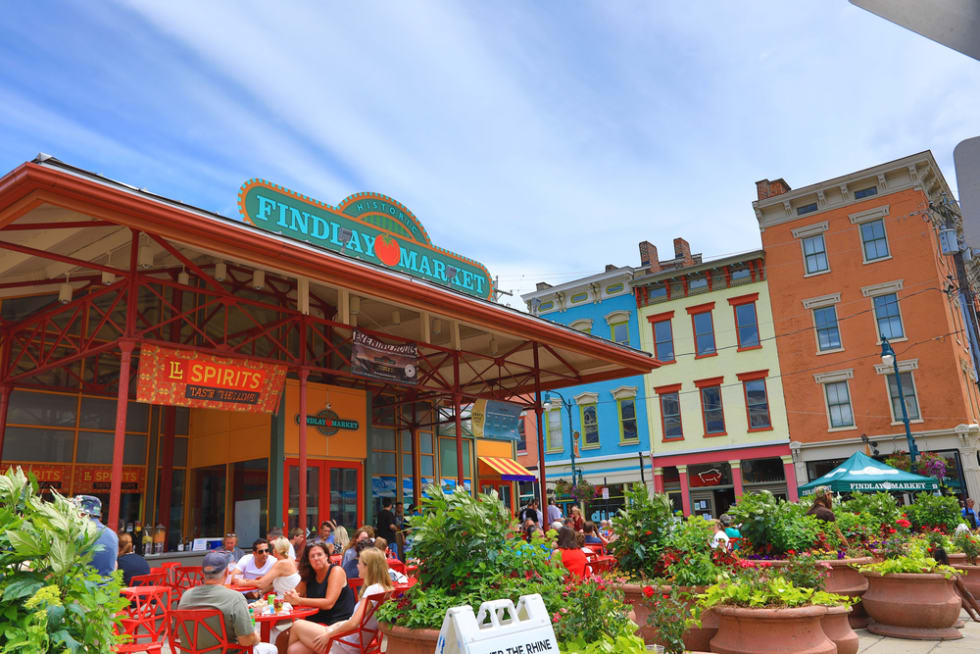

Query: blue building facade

[521,265,652,518]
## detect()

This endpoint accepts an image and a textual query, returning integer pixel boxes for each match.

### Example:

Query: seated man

[177,551,276,653]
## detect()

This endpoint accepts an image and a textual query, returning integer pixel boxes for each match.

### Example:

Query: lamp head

[880,338,895,366]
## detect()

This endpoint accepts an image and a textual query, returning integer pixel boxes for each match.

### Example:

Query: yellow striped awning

[478,456,536,482]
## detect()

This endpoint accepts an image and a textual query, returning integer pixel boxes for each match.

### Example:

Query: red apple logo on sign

[375,235,401,266]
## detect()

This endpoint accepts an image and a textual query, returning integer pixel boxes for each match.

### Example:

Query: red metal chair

[130,570,170,587]
[322,590,394,654]
[168,608,253,654]
[115,585,170,653]
[347,576,364,600]
[386,558,406,575]
[173,566,206,594]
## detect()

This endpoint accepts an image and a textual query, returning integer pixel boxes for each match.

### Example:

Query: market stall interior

[0,155,657,555]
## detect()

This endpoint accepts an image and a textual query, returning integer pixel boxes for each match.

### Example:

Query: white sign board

[435,594,559,654]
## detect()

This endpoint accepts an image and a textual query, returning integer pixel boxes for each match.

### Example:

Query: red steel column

[532,343,547,507]
[298,367,309,533]
[731,461,744,499]
[0,384,10,464]
[452,352,464,489]
[653,467,664,494]
[677,464,691,516]
[157,406,175,537]
[782,455,799,501]
[108,339,135,530]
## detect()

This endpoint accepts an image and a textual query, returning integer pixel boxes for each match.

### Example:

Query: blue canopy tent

[799,451,939,494]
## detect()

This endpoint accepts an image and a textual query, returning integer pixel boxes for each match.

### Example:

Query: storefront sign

[295,408,359,436]
[137,344,287,413]
[351,330,418,385]
[73,465,145,494]
[0,464,72,492]
[239,181,495,300]
[470,399,523,441]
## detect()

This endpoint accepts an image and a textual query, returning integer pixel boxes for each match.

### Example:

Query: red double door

[284,459,363,534]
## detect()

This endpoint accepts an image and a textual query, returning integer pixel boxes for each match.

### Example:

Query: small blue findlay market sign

[238,180,495,300]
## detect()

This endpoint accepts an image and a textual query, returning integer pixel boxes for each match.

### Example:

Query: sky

[1,1,977,310]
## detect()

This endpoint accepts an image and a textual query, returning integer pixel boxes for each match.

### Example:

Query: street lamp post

[880,337,919,463]
[544,391,578,484]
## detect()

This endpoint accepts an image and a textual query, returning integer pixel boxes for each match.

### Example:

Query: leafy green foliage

[905,494,963,532]
[842,492,901,525]
[551,575,636,647]
[858,552,961,579]
[653,515,729,587]
[954,530,980,564]
[560,632,648,654]
[728,491,823,556]
[0,467,127,652]
[643,586,699,654]
[607,484,674,579]
[698,566,853,609]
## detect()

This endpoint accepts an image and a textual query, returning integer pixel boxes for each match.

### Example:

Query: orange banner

[73,465,145,494]
[0,463,73,493]
[137,344,287,413]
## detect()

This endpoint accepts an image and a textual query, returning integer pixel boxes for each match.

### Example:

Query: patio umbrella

[799,451,939,494]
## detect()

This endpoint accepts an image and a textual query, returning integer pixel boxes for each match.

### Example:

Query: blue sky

[1,1,977,309]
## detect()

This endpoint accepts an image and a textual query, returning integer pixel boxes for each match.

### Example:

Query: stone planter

[822,557,872,629]
[860,572,962,640]
[379,622,441,654]
[820,605,858,654]
[610,583,718,651]
[709,605,835,654]
[952,562,980,597]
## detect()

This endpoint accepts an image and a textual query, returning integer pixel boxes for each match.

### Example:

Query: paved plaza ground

[857,611,980,653]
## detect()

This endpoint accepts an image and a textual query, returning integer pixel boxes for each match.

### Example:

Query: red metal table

[254,606,318,641]
[226,583,259,593]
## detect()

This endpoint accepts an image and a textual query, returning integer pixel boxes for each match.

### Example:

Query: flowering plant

[643,586,699,654]
[698,565,853,609]
[906,493,962,532]
[651,515,737,587]
[551,575,639,650]
[727,491,823,556]
[779,551,832,590]
[607,484,675,580]
[859,553,961,579]
[954,530,980,564]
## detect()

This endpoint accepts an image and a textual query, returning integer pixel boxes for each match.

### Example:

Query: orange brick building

[755,152,980,501]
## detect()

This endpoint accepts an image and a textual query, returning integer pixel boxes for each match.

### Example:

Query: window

[648,284,668,301]
[887,372,920,421]
[689,275,709,293]
[854,186,877,199]
[813,306,842,351]
[797,202,818,215]
[699,384,726,435]
[688,304,716,357]
[729,294,760,349]
[580,404,599,447]
[618,399,638,443]
[648,312,675,362]
[546,409,563,451]
[657,385,683,440]
[516,413,527,452]
[824,381,855,428]
[802,235,828,274]
[873,293,904,340]
[610,322,629,345]
[730,267,752,284]
[738,372,772,430]
[861,218,890,261]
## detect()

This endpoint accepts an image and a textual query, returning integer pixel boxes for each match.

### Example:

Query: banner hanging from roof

[470,399,523,441]
[238,181,495,300]
[136,344,288,413]
[350,330,419,385]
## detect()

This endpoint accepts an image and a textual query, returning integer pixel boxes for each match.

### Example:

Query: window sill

[746,426,773,433]
[804,269,831,278]
[737,345,762,352]
[655,359,677,365]
[876,336,908,345]
[827,425,857,433]
[545,448,564,454]
[694,352,718,359]
[863,255,893,265]
[704,431,728,438]
[816,347,845,356]
[619,439,640,446]
[581,444,601,451]
[662,436,684,442]
[889,419,924,426]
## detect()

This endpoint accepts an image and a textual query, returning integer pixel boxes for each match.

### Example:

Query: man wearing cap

[74,495,118,579]
[177,551,275,653]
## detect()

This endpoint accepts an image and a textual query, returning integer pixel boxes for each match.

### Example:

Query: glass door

[285,460,363,534]
[286,464,320,533]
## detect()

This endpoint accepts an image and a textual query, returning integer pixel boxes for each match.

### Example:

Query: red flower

[642,585,655,598]
[787,549,796,555]
[645,530,653,536]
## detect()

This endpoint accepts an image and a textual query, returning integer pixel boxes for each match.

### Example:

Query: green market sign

[239,180,494,300]
[295,408,359,437]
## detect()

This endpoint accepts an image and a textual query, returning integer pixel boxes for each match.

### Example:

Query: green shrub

[0,467,127,651]
[698,566,852,609]
[858,552,960,579]
[728,491,823,556]
[654,515,726,587]
[607,484,674,579]
[842,492,901,525]
[905,493,962,532]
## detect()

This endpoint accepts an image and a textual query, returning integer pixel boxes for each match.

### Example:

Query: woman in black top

[806,486,849,549]
[283,543,354,625]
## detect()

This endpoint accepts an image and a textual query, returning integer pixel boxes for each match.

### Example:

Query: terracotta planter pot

[379,622,441,654]
[947,553,967,564]
[860,572,962,640]
[820,605,858,654]
[821,557,872,628]
[610,583,717,650]
[952,563,980,597]
[709,605,835,654]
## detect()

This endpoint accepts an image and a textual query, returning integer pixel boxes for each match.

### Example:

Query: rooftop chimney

[639,241,660,272]
[673,237,693,266]
[535,282,552,291]
[755,178,792,201]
